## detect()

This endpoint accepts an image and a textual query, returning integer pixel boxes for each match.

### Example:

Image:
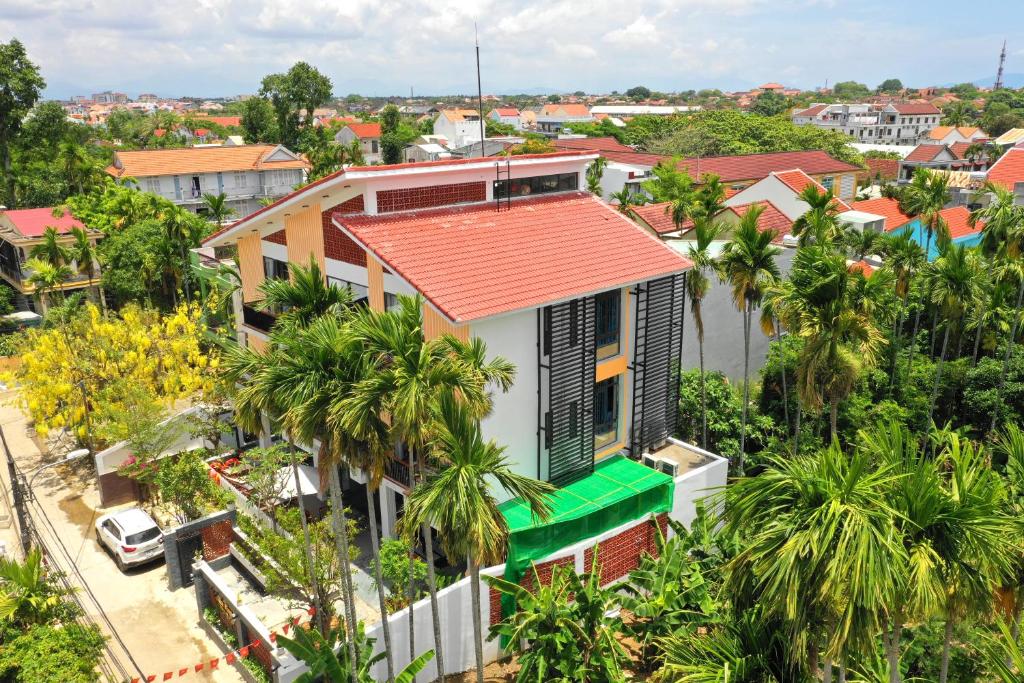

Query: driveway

[0,393,241,682]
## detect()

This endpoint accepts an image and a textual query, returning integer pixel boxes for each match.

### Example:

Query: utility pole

[475,23,486,158]
[1,425,30,554]
[995,40,1007,90]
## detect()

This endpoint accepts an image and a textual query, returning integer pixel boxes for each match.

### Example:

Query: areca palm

[58,140,102,195]
[0,549,74,626]
[25,257,72,310]
[686,219,726,448]
[609,188,646,213]
[66,226,103,310]
[28,226,70,267]
[259,258,351,328]
[791,185,843,246]
[336,295,515,682]
[844,226,881,262]
[718,206,781,472]
[403,396,553,683]
[882,232,926,392]
[586,156,608,197]
[201,192,235,228]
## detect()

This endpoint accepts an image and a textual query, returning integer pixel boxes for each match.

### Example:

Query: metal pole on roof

[475,23,486,158]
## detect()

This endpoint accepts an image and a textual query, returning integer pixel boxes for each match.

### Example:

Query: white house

[793,102,942,145]
[488,107,522,130]
[335,123,383,164]
[432,109,483,149]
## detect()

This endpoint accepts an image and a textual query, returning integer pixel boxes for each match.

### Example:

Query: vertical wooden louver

[545,297,596,486]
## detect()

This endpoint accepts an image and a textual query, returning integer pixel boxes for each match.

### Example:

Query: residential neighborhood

[2,5,1024,683]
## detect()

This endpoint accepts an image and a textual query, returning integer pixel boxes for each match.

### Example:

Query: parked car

[95,508,164,571]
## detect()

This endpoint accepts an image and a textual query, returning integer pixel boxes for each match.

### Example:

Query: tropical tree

[942,100,974,127]
[402,396,553,683]
[881,231,926,390]
[586,156,608,197]
[24,257,71,310]
[57,140,103,195]
[642,157,694,204]
[791,184,843,246]
[844,226,882,262]
[258,257,350,328]
[0,549,76,626]
[717,206,781,472]
[609,188,646,213]
[686,218,726,448]
[201,192,235,228]
[336,296,515,682]
[28,226,70,267]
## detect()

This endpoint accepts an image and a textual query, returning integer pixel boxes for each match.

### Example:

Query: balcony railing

[242,304,276,333]
[383,456,411,489]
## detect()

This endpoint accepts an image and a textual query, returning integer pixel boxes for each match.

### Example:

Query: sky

[2,0,1023,99]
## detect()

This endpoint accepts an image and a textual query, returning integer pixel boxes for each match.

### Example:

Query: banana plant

[276,622,434,683]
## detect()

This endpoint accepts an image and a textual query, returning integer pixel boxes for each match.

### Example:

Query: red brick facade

[376,181,486,213]
[201,519,233,561]
[265,230,286,245]
[488,514,668,626]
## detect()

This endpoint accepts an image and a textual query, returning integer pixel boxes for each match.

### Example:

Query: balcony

[383,455,411,489]
[241,304,276,333]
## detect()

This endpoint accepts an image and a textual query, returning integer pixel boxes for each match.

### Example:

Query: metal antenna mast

[995,40,1007,90]
[475,22,486,158]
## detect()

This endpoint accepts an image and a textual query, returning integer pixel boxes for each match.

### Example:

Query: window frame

[594,290,621,359]
[593,376,620,450]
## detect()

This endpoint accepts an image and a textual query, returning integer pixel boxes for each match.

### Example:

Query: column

[379,485,398,539]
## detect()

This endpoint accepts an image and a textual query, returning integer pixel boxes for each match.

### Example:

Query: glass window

[821,176,834,191]
[494,172,579,200]
[125,528,160,545]
[594,377,619,450]
[263,256,289,281]
[234,171,247,188]
[384,292,399,311]
[328,276,368,302]
[594,290,620,358]
[144,177,161,193]
[371,140,379,153]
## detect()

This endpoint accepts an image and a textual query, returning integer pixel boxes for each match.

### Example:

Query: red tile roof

[892,103,941,115]
[987,148,1024,190]
[202,116,241,127]
[541,104,591,117]
[905,144,949,163]
[0,207,85,238]
[772,169,852,211]
[346,122,381,139]
[677,150,859,183]
[940,206,983,240]
[794,104,827,117]
[863,158,899,180]
[552,137,634,153]
[724,201,790,243]
[949,142,974,159]
[334,192,691,322]
[107,144,308,178]
[629,201,689,235]
[492,108,520,116]
[850,197,914,232]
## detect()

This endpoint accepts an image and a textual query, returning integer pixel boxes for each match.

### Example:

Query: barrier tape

[128,607,315,681]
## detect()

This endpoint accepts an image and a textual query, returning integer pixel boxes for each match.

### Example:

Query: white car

[95,508,164,571]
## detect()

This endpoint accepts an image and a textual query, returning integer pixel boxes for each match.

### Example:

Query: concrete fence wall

[164,508,236,590]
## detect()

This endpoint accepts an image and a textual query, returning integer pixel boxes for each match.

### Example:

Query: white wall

[666,439,729,528]
[724,175,808,221]
[599,161,652,200]
[93,405,213,477]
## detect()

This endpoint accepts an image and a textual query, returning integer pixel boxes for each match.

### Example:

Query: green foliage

[749,90,789,117]
[152,449,230,523]
[833,81,872,99]
[0,549,79,629]
[0,39,46,208]
[486,554,629,683]
[876,79,904,94]
[369,538,427,610]
[240,97,279,143]
[863,149,903,161]
[678,368,776,463]
[258,62,333,148]
[626,86,652,101]
[379,104,403,165]
[0,623,106,683]
[900,620,987,682]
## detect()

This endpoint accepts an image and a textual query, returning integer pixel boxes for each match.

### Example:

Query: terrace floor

[645,439,716,475]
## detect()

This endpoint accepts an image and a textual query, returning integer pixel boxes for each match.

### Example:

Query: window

[493,172,578,200]
[263,256,289,281]
[327,276,368,302]
[821,176,834,191]
[594,377,619,450]
[384,292,399,311]
[594,290,620,359]
[190,176,201,198]
[371,140,379,154]
[542,307,552,356]
[144,177,161,193]
[125,528,160,545]
[234,171,247,188]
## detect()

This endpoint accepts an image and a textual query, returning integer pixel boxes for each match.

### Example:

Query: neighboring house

[335,122,383,164]
[447,138,520,158]
[203,151,717,534]
[631,199,789,244]
[898,142,991,181]
[994,128,1024,149]
[924,126,986,145]
[985,146,1024,204]
[488,107,522,129]
[403,143,451,163]
[433,109,483,149]
[792,102,942,145]
[589,105,699,117]
[850,197,984,259]
[535,104,593,134]
[723,168,851,221]
[105,145,310,219]
[0,208,102,312]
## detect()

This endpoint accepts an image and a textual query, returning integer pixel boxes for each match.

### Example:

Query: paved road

[0,394,241,683]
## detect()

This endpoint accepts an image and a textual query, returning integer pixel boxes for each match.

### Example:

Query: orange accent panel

[238,233,264,303]
[596,355,627,382]
[422,303,469,342]
[247,334,266,352]
[367,252,384,311]
[285,203,325,272]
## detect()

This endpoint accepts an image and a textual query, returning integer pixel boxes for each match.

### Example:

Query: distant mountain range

[971,73,1024,89]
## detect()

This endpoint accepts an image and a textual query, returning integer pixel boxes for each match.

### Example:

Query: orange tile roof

[335,192,691,323]
[940,206,983,240]
[794,104,827,117]
[629,201,688,235]
[541,104,591,117]
[491,108,520,116]
[927,126,980,141]
[346,122,381,138]
[892,103,941,115]
[106,144,308,178]
[773,169,852,210]
[198,116,241,128]
[438,109,480,122]
[850,197,914,232]
[677,150,859,184]
[724,201,790,243]
[986,148,1024,190]
[906,144,950,163]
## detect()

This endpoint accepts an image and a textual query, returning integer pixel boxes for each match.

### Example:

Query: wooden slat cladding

[422,303,469,342]
[546,297,596,486]
[237,232,264,303]
[285,203,325,272]
[367,253,385,311]
[629,274,686,456]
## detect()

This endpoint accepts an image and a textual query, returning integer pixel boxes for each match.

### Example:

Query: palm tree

[336,295,515,683]
[723,441,902,675]
[259,258,351,328]
[942,101,973,127]
[718,206,781,472]
[926,245,982,427]
[25,257,72,310]
[65,226,104,310]
[881,231,925,392]
[791,184,843,246]
[403,396,553,683]
[338,139,366,167]
[28,226,70,267]
[844,226,881,262]
[686,219,725,448]
[609,188,646,214]
[586,156,608,197]
[0,549,74,626]
[201,192,235,229]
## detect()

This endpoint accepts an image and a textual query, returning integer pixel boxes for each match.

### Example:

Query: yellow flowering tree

[14,302,217,449]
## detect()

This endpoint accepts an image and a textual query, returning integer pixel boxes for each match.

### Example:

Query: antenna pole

[995,40,1007,90]
[475,23,486,158]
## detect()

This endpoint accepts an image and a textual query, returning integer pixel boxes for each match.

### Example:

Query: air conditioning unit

[641,454,660,470]
[658,459,680,477]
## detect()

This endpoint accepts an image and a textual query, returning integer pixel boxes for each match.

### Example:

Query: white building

[433,109,483,149]
[488,107,522,130]
[335,123,383,164]
[105,145,309,219]
[535,104,594,134]
[792,102,942,145]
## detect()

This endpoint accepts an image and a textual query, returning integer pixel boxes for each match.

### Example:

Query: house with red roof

[488,107,522,130]
[723,169,851,227]
[0,207,102,311]
[985,147,1024,204]
[535,103,593,134]
[792,101,942,145]
[898,142,991,181]
[335,122,384,164]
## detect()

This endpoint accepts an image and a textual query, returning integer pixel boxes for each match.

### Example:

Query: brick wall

[265,230,286,245]
[376,181,486,213]
[322,208,367,267]
[201,519,234,561]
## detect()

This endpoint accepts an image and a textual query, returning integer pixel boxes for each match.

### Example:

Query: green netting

[497,454,675,622]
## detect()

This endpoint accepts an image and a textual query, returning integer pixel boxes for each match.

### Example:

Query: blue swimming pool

[891,220,981,260]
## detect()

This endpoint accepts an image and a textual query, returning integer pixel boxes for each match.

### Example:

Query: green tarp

[497,455,675,619]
